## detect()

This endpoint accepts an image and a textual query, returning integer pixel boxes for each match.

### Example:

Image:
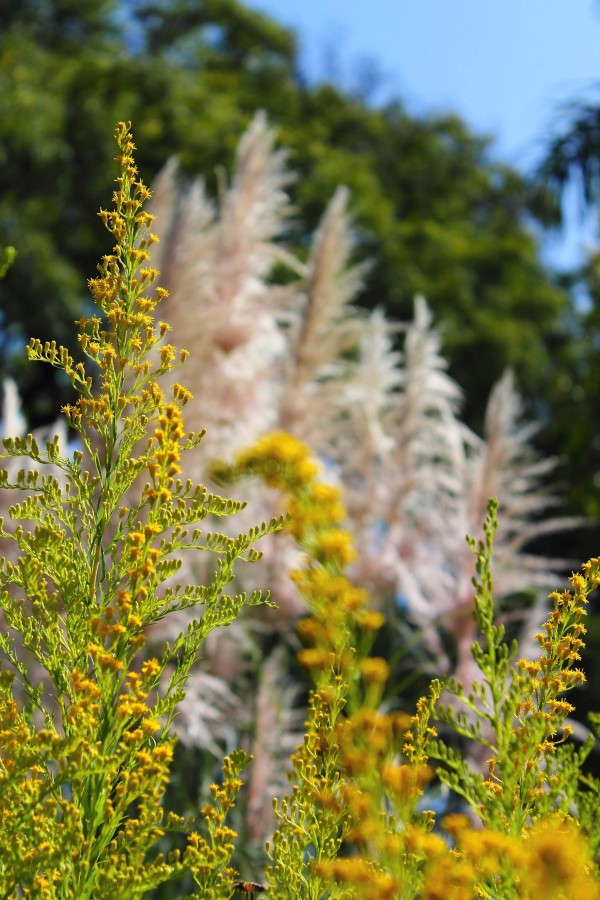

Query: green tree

[536,97,600,522]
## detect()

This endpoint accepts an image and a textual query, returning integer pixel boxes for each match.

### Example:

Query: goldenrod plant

[0,123,284,898]
[222,438,600,899]
[215,433,370,898]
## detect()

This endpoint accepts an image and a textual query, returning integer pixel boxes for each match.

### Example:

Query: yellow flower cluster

[224,432,444,896]
[233,432,318,489]
[314,857,400,900]
[147,403,185,490]
[418,813,600,900]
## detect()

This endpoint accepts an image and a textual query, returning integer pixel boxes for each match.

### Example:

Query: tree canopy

[534,93,600,525]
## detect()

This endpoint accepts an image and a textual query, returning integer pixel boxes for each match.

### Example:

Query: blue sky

[248,0,600,269]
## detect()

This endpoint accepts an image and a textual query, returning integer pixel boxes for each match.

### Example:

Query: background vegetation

[1,0,599,837]
[2,0,597,529]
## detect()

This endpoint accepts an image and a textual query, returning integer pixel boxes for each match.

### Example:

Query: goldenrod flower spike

[0,122,284,897]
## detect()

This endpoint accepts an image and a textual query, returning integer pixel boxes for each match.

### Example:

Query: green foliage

[0,245,16,279]
[0,122,284,897]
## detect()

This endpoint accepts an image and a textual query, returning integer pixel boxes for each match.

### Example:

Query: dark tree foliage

[0,0,120,47]
[535,95,600,527]
[539,96,600,210]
